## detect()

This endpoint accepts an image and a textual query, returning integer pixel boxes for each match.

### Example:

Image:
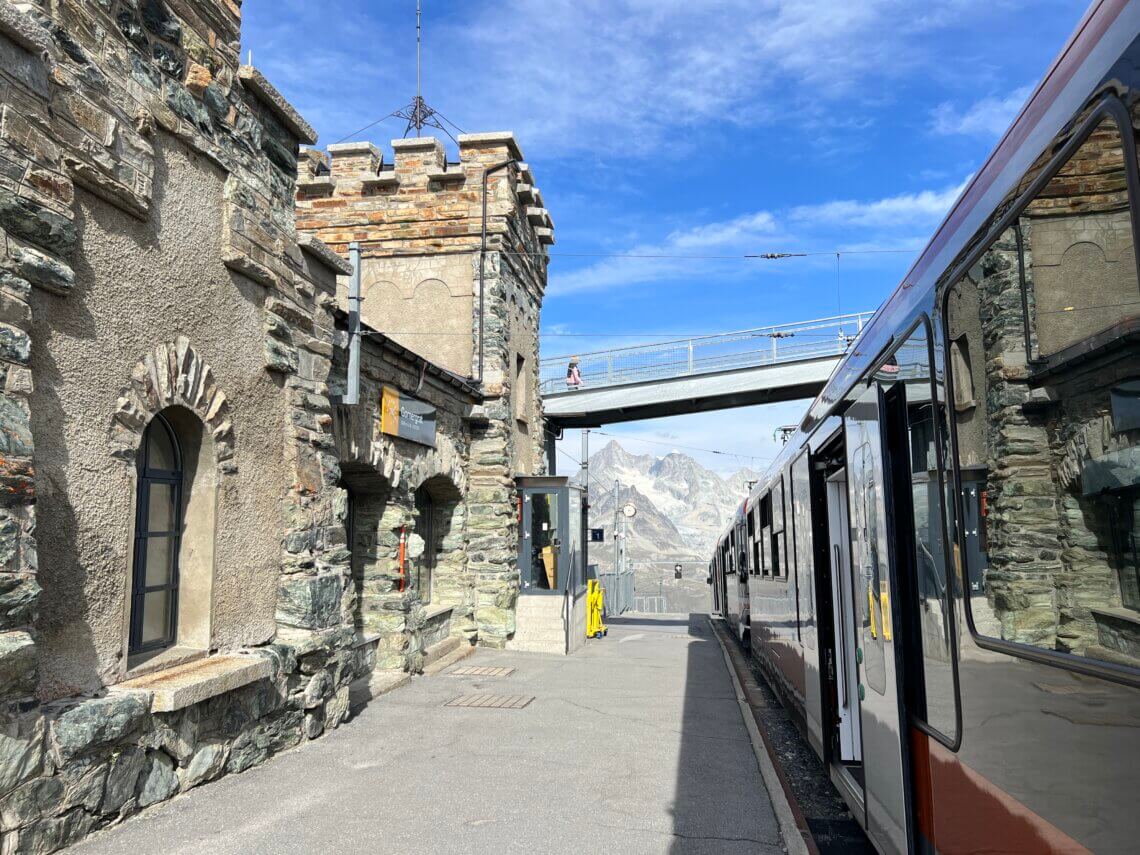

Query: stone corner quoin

[0,0,553,850]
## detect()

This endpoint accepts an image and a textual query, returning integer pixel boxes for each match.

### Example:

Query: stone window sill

[423,604,454,622]
[116,653,272,712]
[125,645,207,680]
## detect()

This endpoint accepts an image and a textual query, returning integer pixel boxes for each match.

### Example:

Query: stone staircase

[508,594,569,654]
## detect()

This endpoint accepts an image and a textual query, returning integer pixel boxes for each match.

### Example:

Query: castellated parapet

[297,132,554,645]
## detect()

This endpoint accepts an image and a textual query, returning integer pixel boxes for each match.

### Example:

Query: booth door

[519,486,569,593]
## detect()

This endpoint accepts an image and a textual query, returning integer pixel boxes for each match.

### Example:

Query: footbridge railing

[540,311,873,395]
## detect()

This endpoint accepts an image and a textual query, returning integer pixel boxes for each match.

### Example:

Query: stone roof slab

[298,232,353,275]
[238,64,317,145]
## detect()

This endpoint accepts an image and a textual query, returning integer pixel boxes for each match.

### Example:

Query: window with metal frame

[944,97,1140,678]
[129,413,183,655]
[880,321,959,742]
[771,477,785,578]
[791,451,816,649]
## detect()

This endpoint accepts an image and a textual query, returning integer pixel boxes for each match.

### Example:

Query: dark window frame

[939,94,1140,689]
[129,413,183,656]
[871,315,964,750]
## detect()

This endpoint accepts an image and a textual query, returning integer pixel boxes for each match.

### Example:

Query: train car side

[712,3,1140,852]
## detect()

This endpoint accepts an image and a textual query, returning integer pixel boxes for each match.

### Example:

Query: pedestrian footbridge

[541,312,872,427]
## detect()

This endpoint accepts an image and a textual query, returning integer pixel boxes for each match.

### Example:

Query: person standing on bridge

[566,356,584,389]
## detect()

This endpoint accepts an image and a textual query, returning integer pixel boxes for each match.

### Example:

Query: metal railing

[633,596,668,614]
[596,567,634,617]
[540,311,873,395]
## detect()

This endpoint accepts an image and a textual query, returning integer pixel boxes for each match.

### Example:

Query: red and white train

[710,2,1140,852]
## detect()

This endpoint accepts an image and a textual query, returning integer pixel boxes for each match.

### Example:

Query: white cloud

[930,84,1033,139]
[247,0,1010,158]
[790,179,969,229]
[548,178,965,296]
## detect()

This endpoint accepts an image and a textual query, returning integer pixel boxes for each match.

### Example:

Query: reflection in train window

[792,452,816,649]
[850,443,886,695]
[771,478,785,578]
[945,111,1140,670]
[1021,116,1139,359]
[882,325,958,741]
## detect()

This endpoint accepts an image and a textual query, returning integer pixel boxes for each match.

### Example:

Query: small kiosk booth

[513,476,589,653]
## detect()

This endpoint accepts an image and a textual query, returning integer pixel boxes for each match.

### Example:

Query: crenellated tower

[296,132,554,644]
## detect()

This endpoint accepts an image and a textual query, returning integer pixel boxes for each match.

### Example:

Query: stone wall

[331,331,476,668]
[0,1,400,850]
[297,132,553,648]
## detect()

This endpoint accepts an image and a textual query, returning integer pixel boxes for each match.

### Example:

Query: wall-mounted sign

[590,528,605,542]
[380,386,437,447]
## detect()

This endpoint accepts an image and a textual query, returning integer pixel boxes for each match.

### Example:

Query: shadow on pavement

[665,613,784,854]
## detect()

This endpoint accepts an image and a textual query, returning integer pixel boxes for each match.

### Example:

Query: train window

[791,452,816,649]
[945,108,1140,672]
[882,324,959,741]
[771,478,785,578]
[1020,115,1139,359]
[849,442,887,695]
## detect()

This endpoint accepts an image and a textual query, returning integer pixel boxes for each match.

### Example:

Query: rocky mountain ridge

[573,440,758,611]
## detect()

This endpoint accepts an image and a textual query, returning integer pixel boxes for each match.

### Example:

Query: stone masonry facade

[0,2,550,852]
[297,133,554,647]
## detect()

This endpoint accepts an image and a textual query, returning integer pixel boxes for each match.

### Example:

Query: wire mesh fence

[595,567,634,617]
[540,311,873,395]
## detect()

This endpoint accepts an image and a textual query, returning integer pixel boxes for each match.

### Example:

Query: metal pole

[612,479,619,578]
[415,0,423,138]
[477,159,518,386]
[580,428,589,502]
[344,241,362,405]
[687,340,694,374]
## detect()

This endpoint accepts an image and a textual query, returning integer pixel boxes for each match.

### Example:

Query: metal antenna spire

[415,0,422,136]
[391,0,464,143]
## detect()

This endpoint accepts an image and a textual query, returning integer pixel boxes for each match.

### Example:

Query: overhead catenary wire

[340,241,923,261]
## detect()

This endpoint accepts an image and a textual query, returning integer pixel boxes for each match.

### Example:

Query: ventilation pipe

[344,241,361,405]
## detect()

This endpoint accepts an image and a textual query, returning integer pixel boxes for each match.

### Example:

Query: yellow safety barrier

[587,579,608,639]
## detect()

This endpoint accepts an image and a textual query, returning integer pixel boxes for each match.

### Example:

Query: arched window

[130,413,183,654]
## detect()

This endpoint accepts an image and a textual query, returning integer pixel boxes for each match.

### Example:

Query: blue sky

[244,0,1081,476]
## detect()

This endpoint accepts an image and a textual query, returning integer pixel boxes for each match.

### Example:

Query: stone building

[0,1,552,850]
[296,134,565,651]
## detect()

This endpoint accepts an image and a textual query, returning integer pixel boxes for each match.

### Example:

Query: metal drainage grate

[445,694,534,710]
[449,666,515,678]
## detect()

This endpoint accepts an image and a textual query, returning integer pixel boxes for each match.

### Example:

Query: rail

[541,311,873,395]
[593,566,634,617]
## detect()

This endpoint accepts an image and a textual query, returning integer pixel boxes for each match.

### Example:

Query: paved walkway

[71,614,783,855]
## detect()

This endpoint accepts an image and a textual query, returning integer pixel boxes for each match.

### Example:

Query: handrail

[540,311,873,395]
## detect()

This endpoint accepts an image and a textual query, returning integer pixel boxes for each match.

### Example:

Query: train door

[736,517,750,638]
[825,468,862,766]
[709,559,723,615]
[846,386,911,855]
